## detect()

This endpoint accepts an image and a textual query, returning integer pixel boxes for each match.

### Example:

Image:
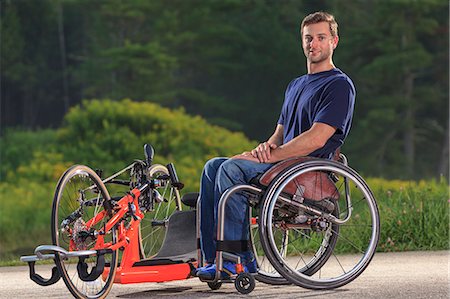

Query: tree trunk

[57,0,70,113]
[437,124,449,178]
[403,72,415,178]
[401,20,415,178]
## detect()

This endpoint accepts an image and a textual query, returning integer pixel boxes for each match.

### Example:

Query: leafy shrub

[0,181,54,258]
[0,99,256,260]
[0,129,58,181]
[56,99,256,191]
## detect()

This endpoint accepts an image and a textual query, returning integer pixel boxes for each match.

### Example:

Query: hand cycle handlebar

[167,163,184,190]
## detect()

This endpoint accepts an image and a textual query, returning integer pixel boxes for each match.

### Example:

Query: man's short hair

[301,11,338,37]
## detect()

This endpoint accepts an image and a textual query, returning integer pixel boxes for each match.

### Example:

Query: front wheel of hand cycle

[259,160,380,290]
[138,164,182,259]
[51,165,118,299]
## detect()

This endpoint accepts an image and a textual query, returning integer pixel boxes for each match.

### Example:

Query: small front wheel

[207,281,222,290]
[235,273,255,294]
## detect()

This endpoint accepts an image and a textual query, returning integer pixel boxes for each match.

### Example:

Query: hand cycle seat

[181,192,199,208]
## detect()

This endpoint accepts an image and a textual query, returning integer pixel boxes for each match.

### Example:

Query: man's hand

[251,142,277,163]
[231,151,260,162]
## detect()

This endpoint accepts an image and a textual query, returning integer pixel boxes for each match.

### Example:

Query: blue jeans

[199,158,273,263]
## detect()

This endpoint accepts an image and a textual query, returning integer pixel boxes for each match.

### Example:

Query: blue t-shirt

[277,68,355,159]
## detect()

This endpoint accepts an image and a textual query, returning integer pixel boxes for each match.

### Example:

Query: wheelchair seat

[184,156,339,211]
[258,156,339,202]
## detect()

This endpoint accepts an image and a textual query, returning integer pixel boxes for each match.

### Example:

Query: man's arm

[267,122,336,163]
[231,124,284,162]
[233,122,335,163]
[250,124,284,162]
[266,124,284,146]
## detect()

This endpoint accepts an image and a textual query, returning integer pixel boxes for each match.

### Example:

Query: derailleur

[293,213,330,232]
[310,217,330,232]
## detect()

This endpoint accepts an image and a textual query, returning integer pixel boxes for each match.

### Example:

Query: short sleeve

[278,78,298,125]
[314,79,355,134]
[277,113,284,125]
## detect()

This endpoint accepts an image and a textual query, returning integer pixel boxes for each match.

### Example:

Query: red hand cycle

[21,144,380,298]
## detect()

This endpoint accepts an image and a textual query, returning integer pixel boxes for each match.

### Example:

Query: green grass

[369,177,449,252]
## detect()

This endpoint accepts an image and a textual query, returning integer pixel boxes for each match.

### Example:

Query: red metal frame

[78,187,195,284]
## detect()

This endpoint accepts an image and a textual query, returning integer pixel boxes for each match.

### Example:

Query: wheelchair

[20,144,380,298]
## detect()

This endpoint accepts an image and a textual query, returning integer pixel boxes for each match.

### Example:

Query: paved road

[1,251,448,299]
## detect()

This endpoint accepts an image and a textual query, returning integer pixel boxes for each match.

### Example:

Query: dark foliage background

[1,0,449,179]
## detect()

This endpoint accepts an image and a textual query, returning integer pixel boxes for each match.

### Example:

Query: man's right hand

[251,142,277,163]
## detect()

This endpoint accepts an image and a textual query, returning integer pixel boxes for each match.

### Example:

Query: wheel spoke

[138,165,181,259]
[330,227,366,254]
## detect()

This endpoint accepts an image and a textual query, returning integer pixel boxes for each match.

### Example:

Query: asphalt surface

[0,251,448,299]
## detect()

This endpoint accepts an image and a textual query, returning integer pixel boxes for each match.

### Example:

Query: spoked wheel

[51,165,118,299]
[249,210,290,285]
[259,160,380,290]
[138,164,182,258]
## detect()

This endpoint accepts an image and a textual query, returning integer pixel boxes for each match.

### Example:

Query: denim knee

[218,159,245,184]
[203,157,227,180]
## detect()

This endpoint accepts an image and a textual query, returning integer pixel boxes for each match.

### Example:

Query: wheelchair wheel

[253,203,339,284]
[259,160,380,290]
[51,165,118,299]
[139,164,182,258]
[249,210,290,285]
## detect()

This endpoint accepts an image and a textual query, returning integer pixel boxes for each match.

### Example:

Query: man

[196,11,355,279]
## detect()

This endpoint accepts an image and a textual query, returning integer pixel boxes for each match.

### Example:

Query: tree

[332,0,448,179]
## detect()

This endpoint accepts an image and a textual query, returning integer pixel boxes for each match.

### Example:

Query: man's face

[302,22,338,64]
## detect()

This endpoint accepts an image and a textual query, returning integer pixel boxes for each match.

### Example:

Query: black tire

[52,165,118,299]
[259,160,380,290]
[235,272,256,294]
[249,208,290,285]
[253,202,339,283]
[138,164,182,258]
[207,281,222,290]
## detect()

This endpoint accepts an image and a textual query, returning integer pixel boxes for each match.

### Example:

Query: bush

[0,99,257,260]
[0,129,58,181]
[57,99,257,191]
[0,181,54,258]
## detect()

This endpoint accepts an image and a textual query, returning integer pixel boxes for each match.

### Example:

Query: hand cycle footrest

[35,245,98,260]
[20,245,112,286]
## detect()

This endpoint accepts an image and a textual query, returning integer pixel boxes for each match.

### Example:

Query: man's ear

[333,36,339,49]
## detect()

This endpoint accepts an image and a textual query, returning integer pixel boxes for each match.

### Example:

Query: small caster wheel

[207,281,222,290]
[235,272,255,294]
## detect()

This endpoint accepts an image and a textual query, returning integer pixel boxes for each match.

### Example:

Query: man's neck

[307,60,335,74]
